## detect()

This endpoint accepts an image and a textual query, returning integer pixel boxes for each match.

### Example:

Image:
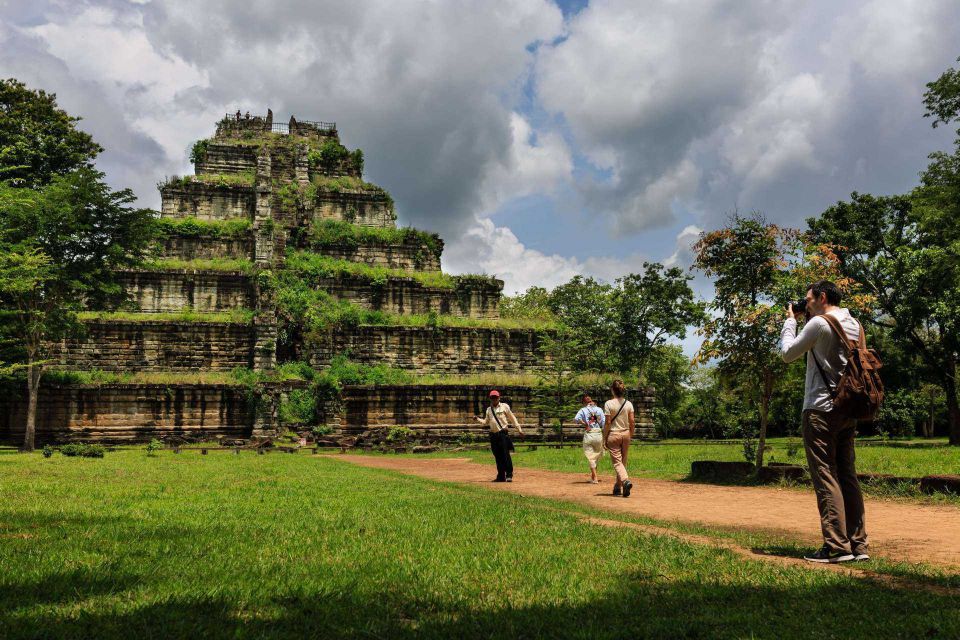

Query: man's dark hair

[807,280,842,305]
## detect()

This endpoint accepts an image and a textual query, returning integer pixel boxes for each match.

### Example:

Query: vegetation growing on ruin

[41,364,310,387]
[159,172,256,189]
[189,139,209,164]
[306,138,363,175]
[297,219,442,258]
[155,216,252,238]
[77,309,255,323]
[283,251,462,289]
[141,257,254,273]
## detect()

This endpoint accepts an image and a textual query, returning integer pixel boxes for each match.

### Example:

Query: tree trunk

[22,360,41,452]
[924,391,935,439]
[755,370,773,468]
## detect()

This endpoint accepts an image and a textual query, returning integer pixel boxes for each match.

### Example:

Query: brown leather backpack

[811,314,885,421]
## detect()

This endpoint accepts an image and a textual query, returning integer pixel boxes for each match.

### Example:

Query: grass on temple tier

[155,216,252,238]
[141,257,254,273]
[284,251,468,289]
[1,450,957,640]
[77,309,255,323]
[40,364,310,386]
[298,219,442,256]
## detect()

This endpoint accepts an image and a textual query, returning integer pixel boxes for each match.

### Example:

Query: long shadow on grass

[2,572,958,639]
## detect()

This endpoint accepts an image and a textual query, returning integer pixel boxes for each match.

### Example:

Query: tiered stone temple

[0,112,654,443]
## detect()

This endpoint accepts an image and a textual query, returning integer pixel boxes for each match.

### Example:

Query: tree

[533,325,587,444]
[613,263,705,380]
[644,344,693,438]
[807,190,960,445]
[923,56,960,131]
[0,169,155,450]
[693,214,862,467]
[546,276,614,372]
[0,79,102,188]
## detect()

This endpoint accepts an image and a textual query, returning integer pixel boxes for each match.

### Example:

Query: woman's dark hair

[808,280,842,305]
[611,379,626,398]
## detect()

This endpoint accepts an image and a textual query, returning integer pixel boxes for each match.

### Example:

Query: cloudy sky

[2,0,958,298]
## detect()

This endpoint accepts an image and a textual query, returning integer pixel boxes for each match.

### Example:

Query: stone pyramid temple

[1,112,654,444]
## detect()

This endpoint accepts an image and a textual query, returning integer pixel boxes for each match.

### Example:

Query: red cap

[488,389,500,397]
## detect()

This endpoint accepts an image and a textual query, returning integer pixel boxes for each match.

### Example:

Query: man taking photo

[780,280,869,564]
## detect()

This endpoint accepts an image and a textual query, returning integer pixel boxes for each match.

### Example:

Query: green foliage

[615,263,706,378]
[350,148,364,175]
[283,251,468,289]
[875,389,925,439]
[161,173,255,189]
[386,426,415,443]
[141,257,254,273]
[60,443,105,458]
[644,345,694,438]
[311,425,333,438]
[500,286,555,323]
[923,55,960,130]
[145,438,162,456]
[278,389,318,425]
[308,138,351,171]
[0,78,102,188]
[41,445,53,458]
[189,139,209,165]
[298,219,442,259]
[77,309,254,323]
[155,217,251,238]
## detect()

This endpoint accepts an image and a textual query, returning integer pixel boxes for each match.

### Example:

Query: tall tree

[614,263,705,379]
[0,168,155,451]
[694,215,862,466]
[0,78,102,188]
[546,276,614,372]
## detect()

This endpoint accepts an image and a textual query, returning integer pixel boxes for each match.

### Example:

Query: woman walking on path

[476,390,523,482]
[603,380,635,497]
[575,394,605,484]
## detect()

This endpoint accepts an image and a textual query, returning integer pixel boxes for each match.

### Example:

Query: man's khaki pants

[606,431,631,486]
[802,409,868,555]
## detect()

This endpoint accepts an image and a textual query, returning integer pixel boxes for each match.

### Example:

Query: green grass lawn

[427,437,960,480]
[1,449,958,639]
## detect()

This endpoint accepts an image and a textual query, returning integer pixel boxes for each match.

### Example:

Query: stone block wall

[0,384,254,444]
[160,183,255,220]
[120,270,253,313]
[194,143,258,174]
[159,234,253,261]
[339,384,656,440]
[309,326,549,374]
[316,276,501,318]
[53,320,254,371]
[316,241,442,271]
[309,190,395,228]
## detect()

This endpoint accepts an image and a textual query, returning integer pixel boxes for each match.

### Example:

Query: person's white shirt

[780,308,861,412]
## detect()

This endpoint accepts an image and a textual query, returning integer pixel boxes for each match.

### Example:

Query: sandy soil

[339,455,960,571]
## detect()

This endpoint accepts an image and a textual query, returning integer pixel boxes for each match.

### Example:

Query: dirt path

[339,455,960,571]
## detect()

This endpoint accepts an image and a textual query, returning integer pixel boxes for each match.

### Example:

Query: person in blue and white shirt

[575,394,606,484]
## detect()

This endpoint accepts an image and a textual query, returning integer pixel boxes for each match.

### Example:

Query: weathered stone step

[311,239,441,272]
[119,270,253,313]
[315,275,501,318]
[308,189,395,228]
[52,320,257,372]
[157,232,254,262]
[0,383,254,445]
[161,181,255,220]
[194,142,258,175]
[339,384,656,437]
[308,325,551,374]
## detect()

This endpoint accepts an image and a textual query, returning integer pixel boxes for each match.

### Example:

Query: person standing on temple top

[476,390,523,482]
[575,394,605,484]
[603,380,635,497]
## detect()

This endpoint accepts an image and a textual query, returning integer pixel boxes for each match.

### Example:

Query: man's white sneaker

[803,546,855,563]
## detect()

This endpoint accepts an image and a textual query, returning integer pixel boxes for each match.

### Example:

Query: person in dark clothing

[476,390,523,482]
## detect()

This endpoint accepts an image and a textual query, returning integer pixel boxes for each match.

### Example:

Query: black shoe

[803,546,854,564]
[505,477,513,483]
[622,480,633,498]
[612,485,621,496]
[493,477,506,483]
[852,549,870,562]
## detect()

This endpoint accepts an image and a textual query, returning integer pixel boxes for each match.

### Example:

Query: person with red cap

[475,389,523,482]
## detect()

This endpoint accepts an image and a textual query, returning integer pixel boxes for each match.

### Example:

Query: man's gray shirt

[780,308,861,412]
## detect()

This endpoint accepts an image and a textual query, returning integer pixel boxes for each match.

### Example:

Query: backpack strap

[819,313,858,354]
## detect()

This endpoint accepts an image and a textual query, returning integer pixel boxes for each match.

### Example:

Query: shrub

[279,389,317,425]
[60,443,105,458]
[42,445,54,458]
[312,425,333,438]
[189,139,209,164]
[146,439,163,456]
[386,426,415,443]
